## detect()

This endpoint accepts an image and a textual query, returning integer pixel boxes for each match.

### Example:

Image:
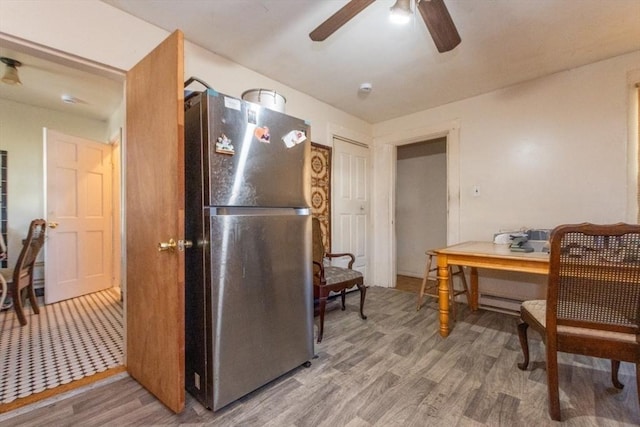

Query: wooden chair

[517,223,640,421]
[0,231,7,311]
[8,219,47,326]
[416,250,470,321]
[312,217,366,343]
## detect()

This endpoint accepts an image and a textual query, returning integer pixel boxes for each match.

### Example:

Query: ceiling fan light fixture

[389,0,412,24]
[0,57,22,86]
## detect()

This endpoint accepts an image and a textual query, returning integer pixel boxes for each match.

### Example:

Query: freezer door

[204,91,311,208]
[206,209,313,410]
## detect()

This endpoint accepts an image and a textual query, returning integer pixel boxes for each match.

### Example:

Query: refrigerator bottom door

[206,212,313,410]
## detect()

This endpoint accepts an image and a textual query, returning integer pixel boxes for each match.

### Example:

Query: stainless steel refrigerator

[184,89,314,411]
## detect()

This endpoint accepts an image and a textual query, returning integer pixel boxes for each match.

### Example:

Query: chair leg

[317,296,327,343]
[517,321,530,370]
[611,360,624,389]
[546,344,562,421]
[340,290,346,311]
[636,362,640,410]
[26,283,39,315]
[416,253,433,311]
[416,273,427,311]
[13,287,27,326]
[357,282,367,320]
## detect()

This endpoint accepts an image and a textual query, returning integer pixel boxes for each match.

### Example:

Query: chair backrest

[0,230,6,260]
[547,223,640,336]
[14,219,47,282]
[312,217,325,265]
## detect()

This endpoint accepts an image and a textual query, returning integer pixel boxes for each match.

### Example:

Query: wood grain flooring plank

[359,376,437,425]
[2,287,639,426]
[312,371,402,427]
[485,392,520,426]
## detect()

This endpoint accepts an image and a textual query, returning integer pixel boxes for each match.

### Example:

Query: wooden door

[332,137,370,280]
[44,129,114,304]
[125,30,185,413]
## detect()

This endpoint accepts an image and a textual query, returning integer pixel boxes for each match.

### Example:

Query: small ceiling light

[389,0,412,24]
[0,57,22,85]
[61,94,87,105]
[359,82,373,93]
[62,94,78,104]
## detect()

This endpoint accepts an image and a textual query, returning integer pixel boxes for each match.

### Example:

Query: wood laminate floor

[396,275,422,294]
[1,287,638,426]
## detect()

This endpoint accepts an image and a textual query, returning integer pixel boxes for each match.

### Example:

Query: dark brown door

[125,30,185,413]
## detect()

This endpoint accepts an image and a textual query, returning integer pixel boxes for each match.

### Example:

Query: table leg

[437,256,450,337]
[470,267,479,311]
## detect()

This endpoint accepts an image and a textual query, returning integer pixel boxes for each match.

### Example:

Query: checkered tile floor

[0,288,123,404]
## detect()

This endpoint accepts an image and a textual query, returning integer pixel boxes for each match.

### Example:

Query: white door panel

[332,138,370,280]
[45,129,113,303]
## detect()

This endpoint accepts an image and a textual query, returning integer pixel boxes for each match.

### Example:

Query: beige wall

[0,98,109,264]
[373,51,640,300]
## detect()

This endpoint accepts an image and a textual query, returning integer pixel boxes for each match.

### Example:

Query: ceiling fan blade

[417,0,461,53]
[309,0,376,42]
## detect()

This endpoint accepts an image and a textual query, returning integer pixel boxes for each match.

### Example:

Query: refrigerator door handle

[210,207,310,216]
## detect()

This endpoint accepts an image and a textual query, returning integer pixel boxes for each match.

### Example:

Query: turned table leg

[437,256,450,337]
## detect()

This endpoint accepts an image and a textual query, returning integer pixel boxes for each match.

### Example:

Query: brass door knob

[158,238,193,252]
[158,238,177,251]
[48,222,59,229]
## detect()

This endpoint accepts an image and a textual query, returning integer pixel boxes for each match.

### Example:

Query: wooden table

[434,241,549,337]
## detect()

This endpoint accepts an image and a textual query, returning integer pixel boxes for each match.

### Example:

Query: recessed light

[61,94,77,104]
[61,94,87,105]
[359,82,373,93]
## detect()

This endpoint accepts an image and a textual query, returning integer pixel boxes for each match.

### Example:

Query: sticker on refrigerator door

[247,108,257,125]
[254,126,270,143]
[215,134,235,155]
[224,96,241,111]
[282,130,306,148]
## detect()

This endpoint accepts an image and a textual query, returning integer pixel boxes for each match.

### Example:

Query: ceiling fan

[309,0,461,53]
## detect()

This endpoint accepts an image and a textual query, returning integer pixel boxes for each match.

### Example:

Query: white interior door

[332,137,370,281]
[44,128,113,304]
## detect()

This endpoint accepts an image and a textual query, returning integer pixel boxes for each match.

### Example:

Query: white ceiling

[0,44,123,122]
[101,0,640,123]
[1,0,639,124]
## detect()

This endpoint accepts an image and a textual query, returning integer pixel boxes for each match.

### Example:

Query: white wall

[373,51,640,295]
[396,139,447,277]
[0,98,109,264]
[0,0,372,148]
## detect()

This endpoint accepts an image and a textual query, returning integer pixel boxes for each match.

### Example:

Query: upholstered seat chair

[312,217,366,343]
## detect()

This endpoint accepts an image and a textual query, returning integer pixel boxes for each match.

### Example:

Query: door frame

[0,30,127,378]
[395,137,448,278]
[373,121,461,288]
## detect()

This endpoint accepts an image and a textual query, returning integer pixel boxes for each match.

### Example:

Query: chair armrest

[313,260,325,278]
[325,252,356,269]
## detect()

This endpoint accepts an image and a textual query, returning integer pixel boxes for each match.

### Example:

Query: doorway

[0,42,124,410]
[374,121,459,289]
[395,137,447,292]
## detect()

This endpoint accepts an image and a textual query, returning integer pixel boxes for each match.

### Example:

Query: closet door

[126,30,185,413]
